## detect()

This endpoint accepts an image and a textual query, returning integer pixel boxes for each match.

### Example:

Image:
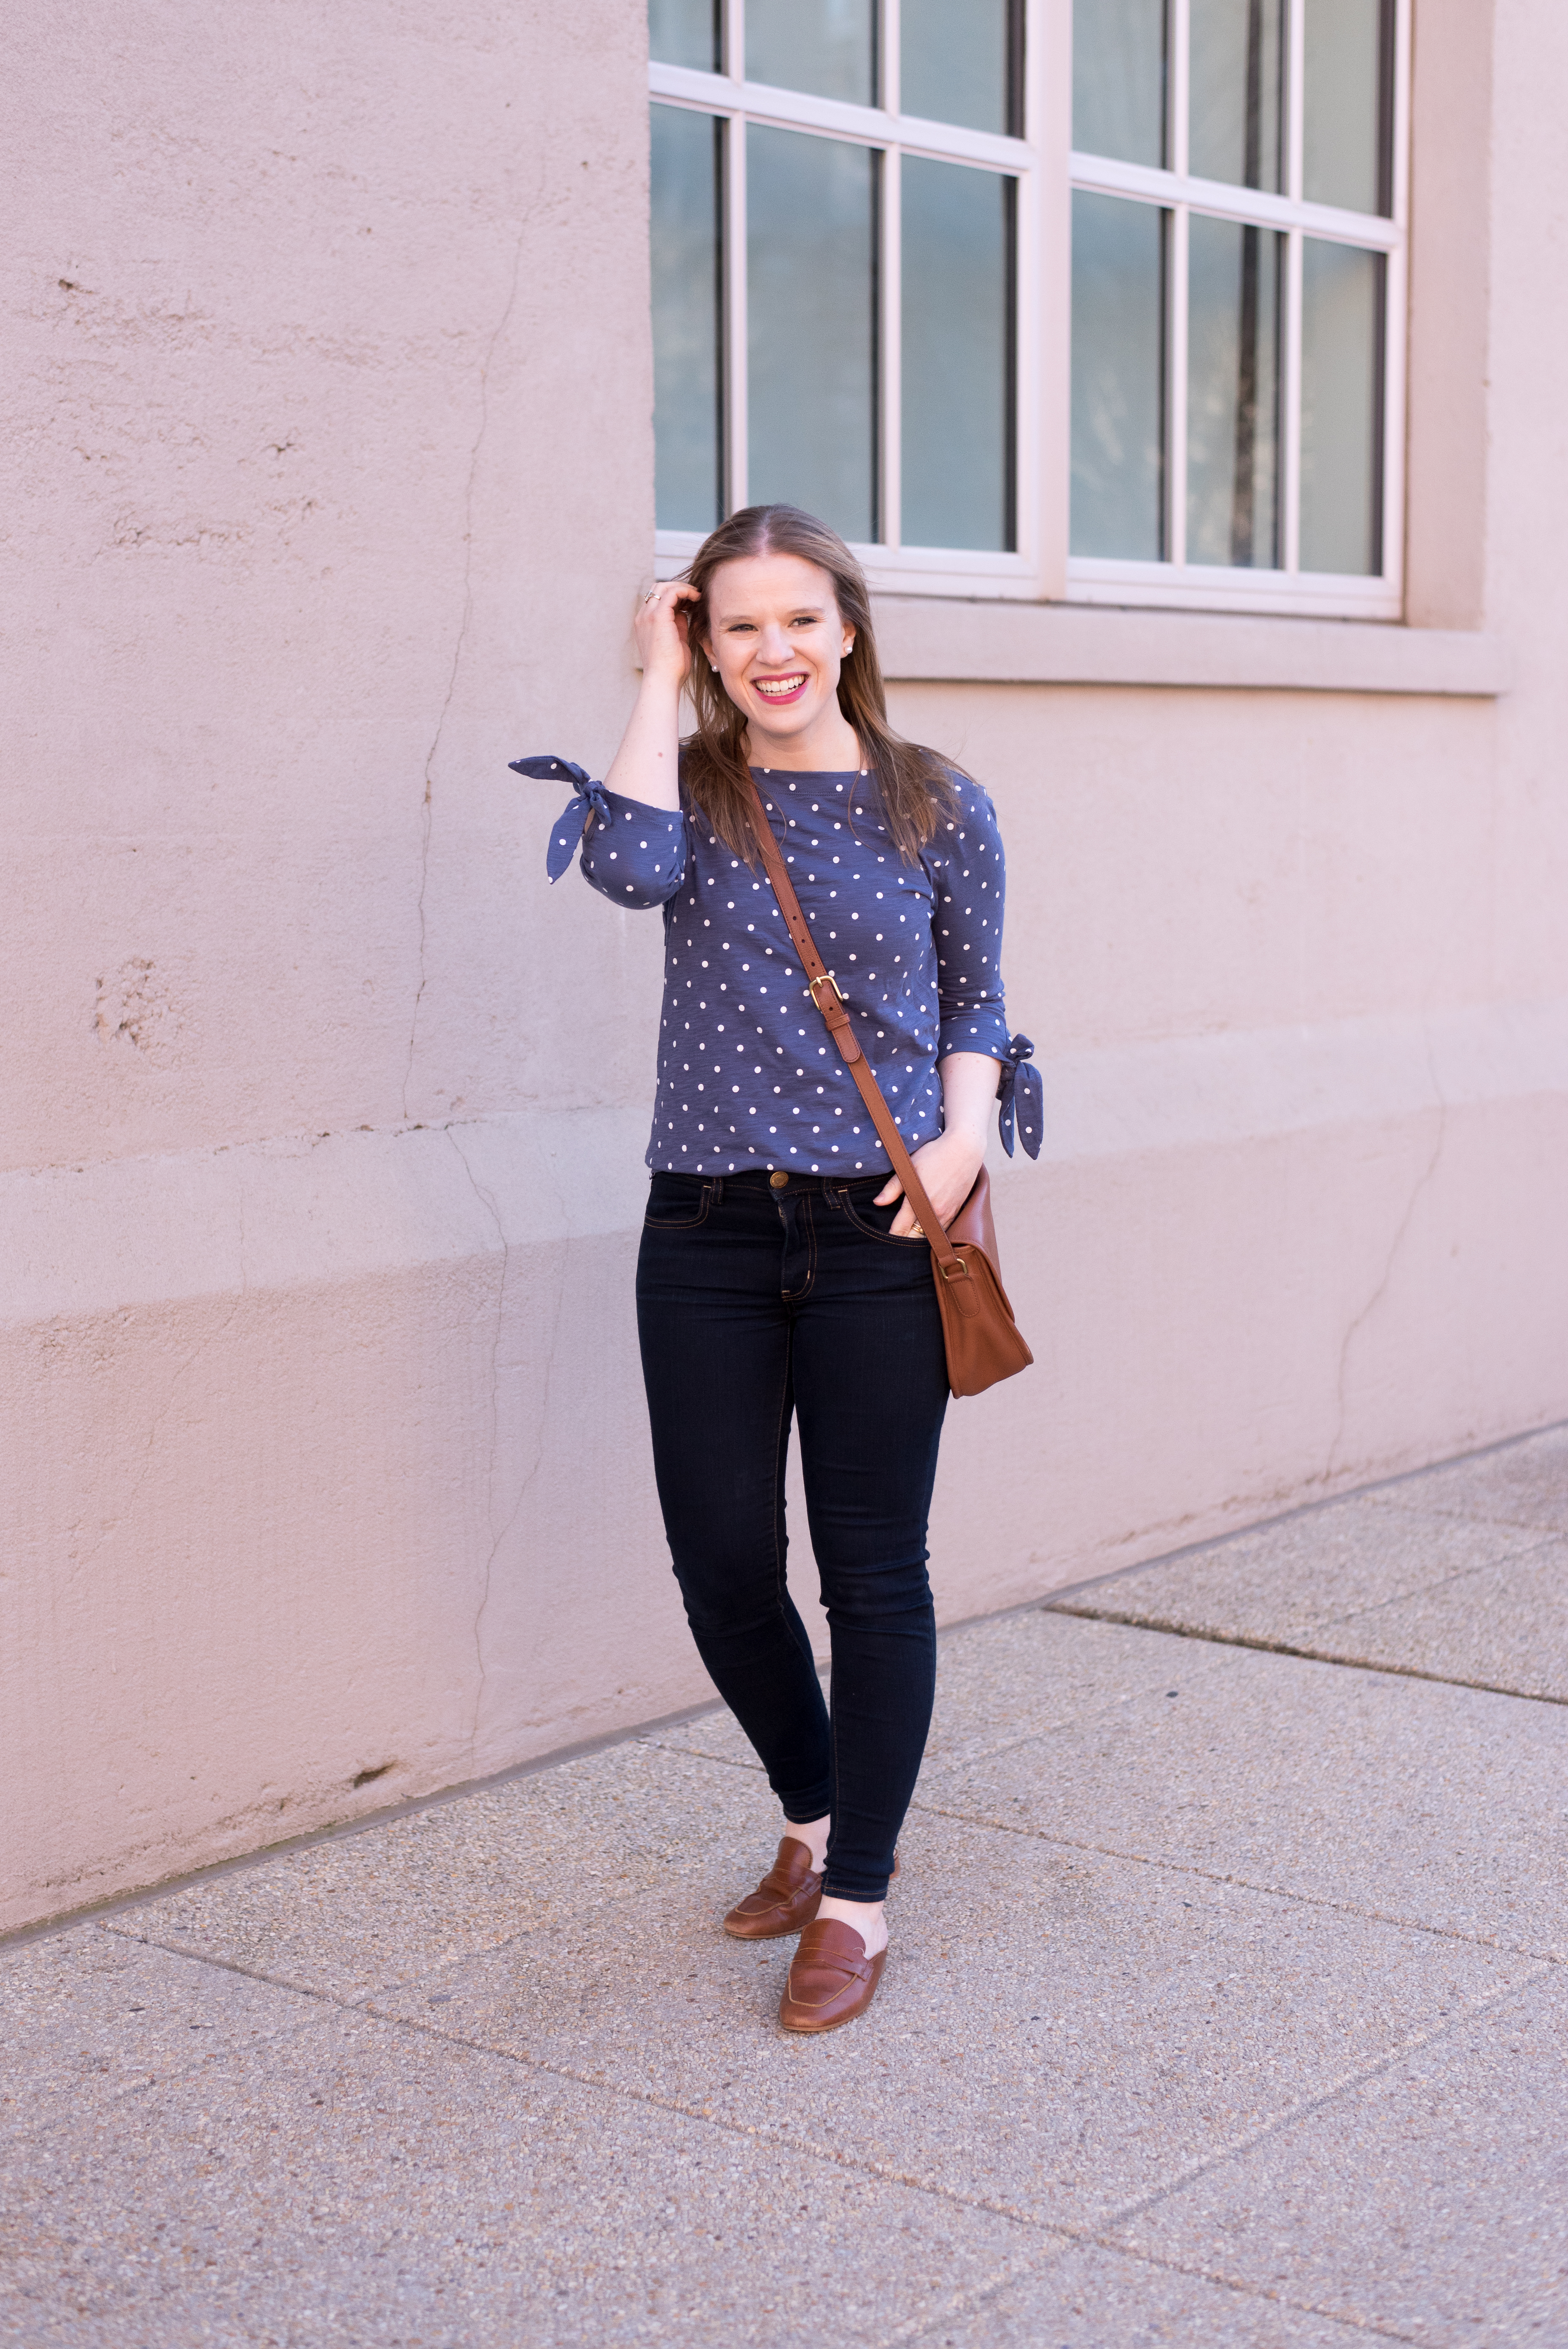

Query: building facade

[5,0,1563,1933]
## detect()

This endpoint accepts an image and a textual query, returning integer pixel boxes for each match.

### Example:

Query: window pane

[652,105,723,533]
[1187,214,1280,566]
[746,0,874,105]
[902,161,1014,550]
[649,0,719,71]
[1190,0,1284,191]
[1299,239,1384,574]
[1303,0,1392,214]
[1073,0,1167,167]
[1071,191,1166,559]
[901,0,1016,135]
[748,126,877,542]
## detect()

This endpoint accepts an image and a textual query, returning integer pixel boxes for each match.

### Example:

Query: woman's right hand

[605,582,701,812]
[633,579,700,688]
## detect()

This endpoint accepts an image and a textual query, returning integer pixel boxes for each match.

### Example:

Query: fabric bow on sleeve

[509,754,613,882]
[996,1033,1044,1161]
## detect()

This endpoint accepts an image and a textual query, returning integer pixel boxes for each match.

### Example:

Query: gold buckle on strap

[810,972,845,1012]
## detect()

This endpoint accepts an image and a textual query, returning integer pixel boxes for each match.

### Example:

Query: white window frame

[1070,0,1410,619]
[649,0,1410,621]
[651,0,1042,598]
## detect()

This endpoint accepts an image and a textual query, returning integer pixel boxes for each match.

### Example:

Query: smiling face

[702,552,860,768]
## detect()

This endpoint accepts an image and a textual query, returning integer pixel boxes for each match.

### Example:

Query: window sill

[873,598,1510,697]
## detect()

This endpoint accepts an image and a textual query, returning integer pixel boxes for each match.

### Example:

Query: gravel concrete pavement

[4,1426,1565,2346]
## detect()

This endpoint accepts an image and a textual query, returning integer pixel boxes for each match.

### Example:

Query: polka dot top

[578,764,1013,1176]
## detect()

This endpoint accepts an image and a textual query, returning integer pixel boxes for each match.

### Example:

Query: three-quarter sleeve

[578,787,689,908]
[924,777,1012,1065]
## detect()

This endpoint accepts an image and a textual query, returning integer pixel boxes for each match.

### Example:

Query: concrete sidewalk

[4,1430,1566,2346]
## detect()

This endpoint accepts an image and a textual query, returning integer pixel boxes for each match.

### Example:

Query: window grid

[1069,0,1410,618]
[649,0,1409,619]
[650,8,1038,594]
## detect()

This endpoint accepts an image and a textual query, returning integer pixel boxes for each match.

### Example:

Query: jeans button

[769,1171,789,1189]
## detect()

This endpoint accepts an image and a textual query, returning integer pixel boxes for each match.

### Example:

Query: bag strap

[742,770,969,1281]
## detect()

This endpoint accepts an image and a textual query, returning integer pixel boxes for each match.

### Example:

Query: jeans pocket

[643,1174,713,1230]
[838,1190,930,1247]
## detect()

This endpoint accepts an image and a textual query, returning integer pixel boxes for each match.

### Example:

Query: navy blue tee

[577,764,1014,1176]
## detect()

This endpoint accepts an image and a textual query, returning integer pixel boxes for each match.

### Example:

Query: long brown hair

[679,504,958,863]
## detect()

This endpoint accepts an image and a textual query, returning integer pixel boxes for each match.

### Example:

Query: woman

[519,504,1037,2034]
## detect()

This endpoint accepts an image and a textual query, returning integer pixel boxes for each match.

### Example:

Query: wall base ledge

[5,997,1564,1323]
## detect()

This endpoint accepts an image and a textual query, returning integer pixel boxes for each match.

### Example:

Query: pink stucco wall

[5,0,1566,1933]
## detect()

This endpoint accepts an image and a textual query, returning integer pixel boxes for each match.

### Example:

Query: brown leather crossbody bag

[744,773,1033,1399]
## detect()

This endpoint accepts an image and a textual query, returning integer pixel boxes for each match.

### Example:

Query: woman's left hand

[874,1129,986,1238]
[873,1051,1000,1236]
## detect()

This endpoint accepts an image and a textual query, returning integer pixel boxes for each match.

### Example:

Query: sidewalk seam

[1043,1592,1568,1709]
[892,1965,1552,2347]
[905,1799,1568,1964]
[895,2232,1431,2346]
[1022,1415,1568,1620]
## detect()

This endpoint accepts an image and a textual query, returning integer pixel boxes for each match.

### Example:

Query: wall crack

[402,221,529,1121]
[1325,1028,1449,1484]
[444,1128,569,1761]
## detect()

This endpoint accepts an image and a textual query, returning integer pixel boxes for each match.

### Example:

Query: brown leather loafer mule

[778,1918,887,2033]
[722,1834,823,1940]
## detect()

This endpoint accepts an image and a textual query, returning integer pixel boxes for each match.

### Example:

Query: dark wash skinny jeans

[636,1168,950,1902]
